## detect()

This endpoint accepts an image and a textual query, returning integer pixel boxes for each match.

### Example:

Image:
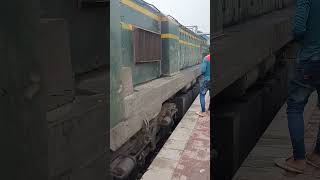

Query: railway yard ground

[141,93,210,180]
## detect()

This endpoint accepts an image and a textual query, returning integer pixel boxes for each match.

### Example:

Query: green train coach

[118,0,208,85]
[110,0,209,178]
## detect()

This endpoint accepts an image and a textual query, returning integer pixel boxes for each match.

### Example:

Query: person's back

[295,0,320,60]
[201,54,211,81]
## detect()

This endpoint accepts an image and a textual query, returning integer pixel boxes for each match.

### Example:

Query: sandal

[274,157,305,174]
[196,111,205,117]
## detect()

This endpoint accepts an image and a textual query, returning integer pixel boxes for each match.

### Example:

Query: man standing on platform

[275,0,320,173]
[196,54,211,117]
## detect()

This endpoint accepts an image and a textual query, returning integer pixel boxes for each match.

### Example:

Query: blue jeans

[287,54,320,160]
[200,79,210,112]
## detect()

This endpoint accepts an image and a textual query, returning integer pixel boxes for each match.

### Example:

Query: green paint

[110,0,125,128]
[120,4,160,33]
[110,0,209,128]
[161,20,206,75]
[120,2,161,85]
[161,21,180,75]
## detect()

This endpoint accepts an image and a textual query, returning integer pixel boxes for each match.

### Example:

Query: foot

[286,157,306,170]
[196,111,206,117]
[275,156,306,173]
[307,152,320,168]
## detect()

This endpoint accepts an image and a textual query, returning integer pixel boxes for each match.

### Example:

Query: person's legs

[287,79,313,160]
[200,92,206,112]
[276,60,314,172]
[197,79,208,116]
[288,59,319,160]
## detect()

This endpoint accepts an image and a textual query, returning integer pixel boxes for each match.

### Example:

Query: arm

[293,0,311,42]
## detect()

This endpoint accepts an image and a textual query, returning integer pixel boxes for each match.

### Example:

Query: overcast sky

[144,0,210,33]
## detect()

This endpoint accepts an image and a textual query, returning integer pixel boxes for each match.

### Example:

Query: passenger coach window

[133,28,161,63]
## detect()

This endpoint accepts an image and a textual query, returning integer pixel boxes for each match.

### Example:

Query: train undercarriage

[111,73,201,179]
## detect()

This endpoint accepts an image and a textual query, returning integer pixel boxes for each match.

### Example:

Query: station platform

[141,94,210,180]
[233,92,320,180]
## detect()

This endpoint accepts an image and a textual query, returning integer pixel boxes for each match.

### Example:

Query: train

[37,0,210,179]
[110,0,209,178]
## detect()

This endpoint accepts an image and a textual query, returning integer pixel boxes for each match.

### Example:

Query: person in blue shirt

[275,0,320,173]
[196,54,211,117]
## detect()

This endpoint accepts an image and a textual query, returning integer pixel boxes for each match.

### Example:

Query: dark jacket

[294,0,320,60]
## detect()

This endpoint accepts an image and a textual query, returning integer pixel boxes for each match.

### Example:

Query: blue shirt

[201,55,210,81]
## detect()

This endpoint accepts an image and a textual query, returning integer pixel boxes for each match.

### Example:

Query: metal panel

[41,0,108,75]
[133,27,161,63]
[39,19,75,111]
[212,7,294,96]
[120,1,161,85]
[220,0,291,27]
[161,20,180,75]
[120,1,161,33]
[78,0,109,8]
[121,27,161,85]
[48,94,107,179]
[2,1,47,179]
[110,0,125,129]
